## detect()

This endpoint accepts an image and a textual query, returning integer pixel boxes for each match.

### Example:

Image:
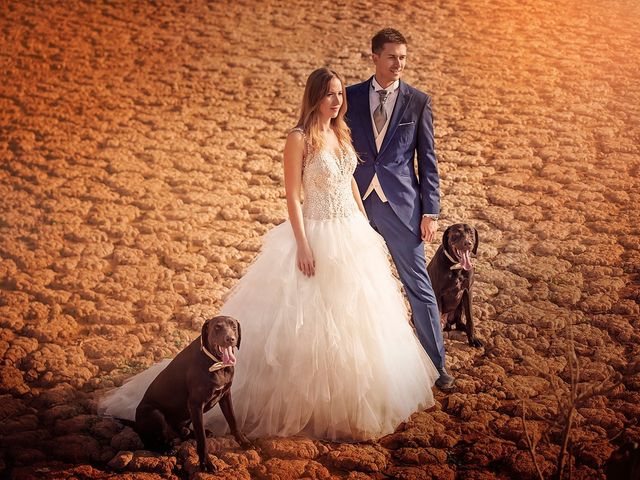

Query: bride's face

[318,77,343,120]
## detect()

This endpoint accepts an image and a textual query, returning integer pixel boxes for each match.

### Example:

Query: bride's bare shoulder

[286,127,306,149]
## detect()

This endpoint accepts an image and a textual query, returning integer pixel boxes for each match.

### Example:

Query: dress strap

[289,126,305,137]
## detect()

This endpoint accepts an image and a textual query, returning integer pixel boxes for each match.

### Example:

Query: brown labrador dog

[427,224,483,348]
[134,315,251,472]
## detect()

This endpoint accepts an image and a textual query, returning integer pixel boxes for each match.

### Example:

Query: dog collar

[200,336,227,372]
[444,248,467,270]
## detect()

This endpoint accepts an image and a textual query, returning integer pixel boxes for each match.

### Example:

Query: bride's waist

[302,197,359,221]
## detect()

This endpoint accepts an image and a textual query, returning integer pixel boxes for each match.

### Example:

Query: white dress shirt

[362,77,400,202]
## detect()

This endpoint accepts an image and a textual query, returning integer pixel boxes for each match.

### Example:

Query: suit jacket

[346,77,440,236]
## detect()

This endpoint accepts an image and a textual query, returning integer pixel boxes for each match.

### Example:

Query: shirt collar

[371,77,400,93]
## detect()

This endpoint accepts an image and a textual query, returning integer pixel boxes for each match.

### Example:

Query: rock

[324,444,389,473]
[458,437,515,468]
[572,430,617,470]
[49,433,103,463]
[392,447,447,465]
[384,464,455,480]
[455,470,503,480]
[218,449,261,469]
[81,334,143,361]
[24,343,98,388]
[111,427,144,451]
[0,413,39,435]
[53,414,94,435]
[2,335,38,367]
[39,404,82,425]
[1,428,50,449]
[22,306,79,343]
[256,436,319,459]
[0,365,30,395]
[443,393,501,421]
[13,464,124,479]
[492,416,545,449]
[346,473,375,480]
[89,416,123,440]
[254,458,331,480]
[191,468,251,480]
[0,395,31,421]
[9,448,47,466]
[506,449,554,479]
[128,451,177,475]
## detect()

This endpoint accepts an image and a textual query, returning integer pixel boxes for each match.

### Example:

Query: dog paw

[234,432,254,449]
[469,338,484,348]
[240,438,254,449]
[200,455,218,473]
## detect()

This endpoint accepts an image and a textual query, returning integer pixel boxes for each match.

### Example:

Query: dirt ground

[1,0,639,479]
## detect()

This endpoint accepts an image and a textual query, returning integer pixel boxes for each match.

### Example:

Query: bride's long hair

[296,68,352,152]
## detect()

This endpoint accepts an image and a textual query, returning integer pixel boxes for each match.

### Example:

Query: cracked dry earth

[1,0,639,479]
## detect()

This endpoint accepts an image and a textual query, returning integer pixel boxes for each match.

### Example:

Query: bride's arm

[284,131,315,277]
[351,178,367,219]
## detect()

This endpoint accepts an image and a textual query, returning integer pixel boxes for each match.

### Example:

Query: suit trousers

[363,191,446,370]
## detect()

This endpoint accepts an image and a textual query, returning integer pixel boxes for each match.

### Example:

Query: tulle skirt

[99,212,438,441]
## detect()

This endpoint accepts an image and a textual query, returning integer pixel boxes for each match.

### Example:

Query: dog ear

[442,225,452,248]
[472,227,479,256]
[236,321,241,350]
[201,318,211,342]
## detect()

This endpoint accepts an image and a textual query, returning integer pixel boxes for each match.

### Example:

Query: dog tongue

[222,346,236,366]
[459,251,473,271]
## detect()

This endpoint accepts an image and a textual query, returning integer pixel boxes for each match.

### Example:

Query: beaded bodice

[295,130,359,220]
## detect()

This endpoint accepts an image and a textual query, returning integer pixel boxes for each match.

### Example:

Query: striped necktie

[373,90,389,134]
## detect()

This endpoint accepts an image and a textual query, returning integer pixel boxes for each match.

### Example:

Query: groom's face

[372,42,407,86]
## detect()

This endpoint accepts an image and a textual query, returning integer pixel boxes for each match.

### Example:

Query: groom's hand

[421,217,438,243]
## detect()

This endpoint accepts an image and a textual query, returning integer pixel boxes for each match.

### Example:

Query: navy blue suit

[346,77,446,370]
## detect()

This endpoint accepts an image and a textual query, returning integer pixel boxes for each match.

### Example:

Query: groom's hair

[371,28,407,54]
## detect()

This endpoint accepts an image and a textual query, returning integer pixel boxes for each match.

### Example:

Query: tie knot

[378,90,389,103]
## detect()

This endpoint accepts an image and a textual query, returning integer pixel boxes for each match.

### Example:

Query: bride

[100,67,438,442]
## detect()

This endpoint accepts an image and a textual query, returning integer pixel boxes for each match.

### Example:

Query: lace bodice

[292,129,359,220]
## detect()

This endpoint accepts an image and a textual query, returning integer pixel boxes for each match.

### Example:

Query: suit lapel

[378,80,412,159]
[353,78,377,158]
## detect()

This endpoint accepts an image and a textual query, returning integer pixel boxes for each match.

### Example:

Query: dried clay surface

[1,0,639,479]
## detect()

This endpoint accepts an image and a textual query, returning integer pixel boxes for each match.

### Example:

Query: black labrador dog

[134,315,251,472]
[427,224,483,347]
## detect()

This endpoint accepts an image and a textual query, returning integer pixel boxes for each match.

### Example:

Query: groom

[346,28,455,391]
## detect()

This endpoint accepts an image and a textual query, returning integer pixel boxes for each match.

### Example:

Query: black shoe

[435,368,455,392]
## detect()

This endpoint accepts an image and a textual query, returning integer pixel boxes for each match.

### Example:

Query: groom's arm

[416,94,440,217]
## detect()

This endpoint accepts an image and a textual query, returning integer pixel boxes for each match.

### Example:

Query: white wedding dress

[100,131,438,441]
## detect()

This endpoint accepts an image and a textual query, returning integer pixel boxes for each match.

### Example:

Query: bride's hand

[297,242,315,277]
